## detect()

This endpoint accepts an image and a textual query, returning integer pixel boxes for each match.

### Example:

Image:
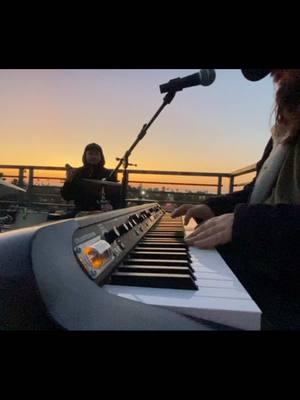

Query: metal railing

[229,164,256,192]
[0,163,257,208]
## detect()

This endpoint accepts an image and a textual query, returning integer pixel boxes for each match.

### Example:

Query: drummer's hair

[82,143,105,167]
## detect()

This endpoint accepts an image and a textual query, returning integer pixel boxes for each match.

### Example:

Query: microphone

[159,69,216,93]
[241,69,271,81]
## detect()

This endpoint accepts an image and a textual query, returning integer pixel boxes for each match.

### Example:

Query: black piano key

[135,246,187,252]
[140,241,185,246]
[118,264,194,276]
[124,258,192,268]
[151,225,183,228]
[145,232,184,238]
[123,257,190,267]
[110,272,198,290]
[159,225,181,227]
[153,224,182,226]
[153,228,182,230]
[123,258,195,273]
[138,244,188,251]
[142,239,184,243]
[150,229,183,233]
[138,242,187,248]
[129,251,190,260]
[147,229,183,231]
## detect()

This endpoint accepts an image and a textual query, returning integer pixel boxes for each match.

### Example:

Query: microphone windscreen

[199,69,216,86]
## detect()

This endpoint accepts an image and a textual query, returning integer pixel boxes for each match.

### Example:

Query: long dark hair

[272,70,300,144]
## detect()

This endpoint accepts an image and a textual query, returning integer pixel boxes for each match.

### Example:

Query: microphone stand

[108,91,176,208]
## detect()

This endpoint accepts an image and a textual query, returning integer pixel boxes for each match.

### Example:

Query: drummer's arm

[61,166,80,201]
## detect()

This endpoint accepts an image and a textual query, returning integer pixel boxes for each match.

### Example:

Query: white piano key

[194,279,241,288]
[104,284,261,330]
[194,272,233,280]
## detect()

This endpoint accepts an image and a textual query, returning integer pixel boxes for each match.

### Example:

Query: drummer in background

[61,143,121,212]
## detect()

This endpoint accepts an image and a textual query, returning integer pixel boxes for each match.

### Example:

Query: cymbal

[75,210,104,218]
[0,178,26,196]
[82,178,121,187]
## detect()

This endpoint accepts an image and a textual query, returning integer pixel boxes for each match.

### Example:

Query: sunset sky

[0,69,276,190]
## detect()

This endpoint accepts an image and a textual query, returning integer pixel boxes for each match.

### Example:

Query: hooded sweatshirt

[61,143,121,211]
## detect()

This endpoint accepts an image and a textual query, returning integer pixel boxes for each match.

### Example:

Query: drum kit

[81,178,121,187]
[0,173,122,231]
[0,173,121,200]
[65,164,122,189]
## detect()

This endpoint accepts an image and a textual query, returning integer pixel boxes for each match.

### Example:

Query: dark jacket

[203,138,300,329]
[61,165,121,211]
[204,138,273,215]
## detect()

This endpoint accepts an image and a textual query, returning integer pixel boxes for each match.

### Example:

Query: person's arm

[61,179,77,201]
[61,168,99,201]
[203,185,254,216]
[61,165,79,201]
[203,138,273,216]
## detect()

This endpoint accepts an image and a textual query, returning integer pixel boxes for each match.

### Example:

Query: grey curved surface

[0,218,219,330]
[31,220,214,330]
[0,226,58,329]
